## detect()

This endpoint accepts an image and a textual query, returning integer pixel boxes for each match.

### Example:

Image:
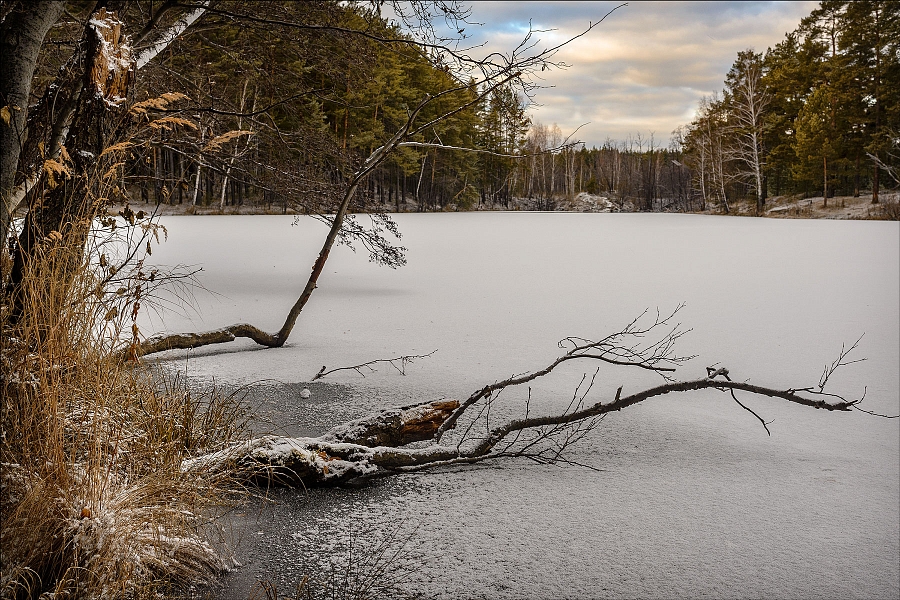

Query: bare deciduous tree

[725,50,771,215]
[131,9,620,357]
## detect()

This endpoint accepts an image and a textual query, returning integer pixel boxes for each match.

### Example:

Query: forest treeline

[678,0,899,213]
[130,1,898,214]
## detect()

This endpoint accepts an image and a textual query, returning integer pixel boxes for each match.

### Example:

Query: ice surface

[142,213,899,599]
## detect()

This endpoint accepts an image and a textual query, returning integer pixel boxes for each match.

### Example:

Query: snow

[183,435,380,482]
[143,213,899,599]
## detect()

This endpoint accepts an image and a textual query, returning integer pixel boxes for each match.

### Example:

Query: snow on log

[176,311,884,489]
[182,399,461,486]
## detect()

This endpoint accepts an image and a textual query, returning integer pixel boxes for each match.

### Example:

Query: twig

[706,367,772,435]
[819,334,866,392]
[312,350,437,380]
[435,305,693,441]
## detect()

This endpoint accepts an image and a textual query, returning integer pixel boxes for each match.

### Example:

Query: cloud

[446,1,817,146]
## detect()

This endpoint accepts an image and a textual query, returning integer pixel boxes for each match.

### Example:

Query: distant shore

[108,192,898,221]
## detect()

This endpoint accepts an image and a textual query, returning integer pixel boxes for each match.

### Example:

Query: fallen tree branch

[707,366,772,435]
[182,372,864,487]
[312,350,438,380]
[435,305,693,441]
[181,310,892,488]
[136,323,278,356]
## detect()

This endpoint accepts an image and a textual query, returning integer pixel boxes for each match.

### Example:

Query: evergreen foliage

[682,0,899,209]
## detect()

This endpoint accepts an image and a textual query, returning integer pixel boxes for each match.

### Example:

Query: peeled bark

[320,399,459,447]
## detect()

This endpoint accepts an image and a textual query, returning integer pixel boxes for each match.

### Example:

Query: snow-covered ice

[142,213,899,599]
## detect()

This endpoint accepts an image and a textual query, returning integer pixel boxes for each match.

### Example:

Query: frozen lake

[142,213,899,599]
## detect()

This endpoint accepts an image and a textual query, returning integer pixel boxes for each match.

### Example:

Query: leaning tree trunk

[132,97,432,358]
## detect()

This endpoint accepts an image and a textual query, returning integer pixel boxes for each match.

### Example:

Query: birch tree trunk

[726,51,770,215]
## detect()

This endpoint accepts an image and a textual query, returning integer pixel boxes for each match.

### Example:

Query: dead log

[182,374,865,488]
[319,399,459,447]
[183,399,460,486]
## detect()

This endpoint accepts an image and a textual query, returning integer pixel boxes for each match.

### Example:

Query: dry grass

[868,193,900,220]
[1,224,248,598]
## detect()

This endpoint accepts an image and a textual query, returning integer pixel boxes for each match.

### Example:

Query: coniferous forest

[117,1,898,215]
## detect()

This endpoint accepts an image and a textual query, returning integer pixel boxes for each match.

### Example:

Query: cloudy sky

[439,1,817,147]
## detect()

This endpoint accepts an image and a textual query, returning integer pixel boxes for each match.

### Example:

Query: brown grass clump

[869,194,900,220]
[1,225,247,598]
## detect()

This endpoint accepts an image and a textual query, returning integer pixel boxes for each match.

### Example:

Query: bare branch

[436,305,693,441]
[819,334,866,392]
[396,135,584,160]
[867,152,900,185]
[706,366,772,435]
[312,350,438,380]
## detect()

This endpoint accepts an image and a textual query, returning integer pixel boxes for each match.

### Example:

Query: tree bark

[183,399,460,486]
[8,7,134,321]
[5,2,207,321]
[0,0,65,249]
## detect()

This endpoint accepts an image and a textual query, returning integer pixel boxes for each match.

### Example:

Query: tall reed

[2,199,245,599]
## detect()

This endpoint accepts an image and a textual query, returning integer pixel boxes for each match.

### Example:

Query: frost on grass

[1,468,226,598]
[66,473,226,590]
[1,335,247,598]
